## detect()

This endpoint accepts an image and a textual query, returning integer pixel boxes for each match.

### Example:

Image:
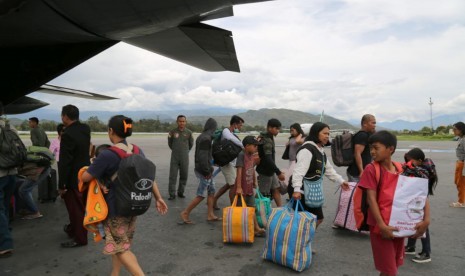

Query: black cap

[242,135,261,147]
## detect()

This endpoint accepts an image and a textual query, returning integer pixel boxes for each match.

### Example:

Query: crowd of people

[1,106,464,276]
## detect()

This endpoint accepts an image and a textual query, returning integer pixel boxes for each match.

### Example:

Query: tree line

[13,116,453,135]
[14,116,266,133]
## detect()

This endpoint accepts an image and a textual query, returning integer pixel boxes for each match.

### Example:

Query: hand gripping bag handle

[255,188,266,200]
[231,194,247,207]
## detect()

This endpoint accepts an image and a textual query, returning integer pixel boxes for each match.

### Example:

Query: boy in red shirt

[358,131,430,276]
[235,136,265,236]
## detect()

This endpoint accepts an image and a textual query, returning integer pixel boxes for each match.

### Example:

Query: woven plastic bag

[262,199,316,272]
[223,194,255,243]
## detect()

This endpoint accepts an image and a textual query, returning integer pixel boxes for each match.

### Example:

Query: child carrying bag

[255,189,271,228]
[223,194,255,243]
[262,199,317,272]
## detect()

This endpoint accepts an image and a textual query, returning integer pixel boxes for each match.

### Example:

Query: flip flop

[177,220,194,225]
[207,217,222,222]
[0,250,12,258]
[449,202,465,208]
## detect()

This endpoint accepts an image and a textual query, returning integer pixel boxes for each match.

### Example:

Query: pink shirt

[49,138,60,162]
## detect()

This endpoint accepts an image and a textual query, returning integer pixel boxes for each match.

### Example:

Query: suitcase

[38,168,58,202]
[333,182,358,231]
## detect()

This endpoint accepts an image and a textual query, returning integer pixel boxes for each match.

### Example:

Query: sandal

[449,202,465,208]
[0,249,13,258]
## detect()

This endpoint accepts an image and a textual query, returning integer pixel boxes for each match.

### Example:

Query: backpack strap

[108,143,139,181]
[372,161,403,183]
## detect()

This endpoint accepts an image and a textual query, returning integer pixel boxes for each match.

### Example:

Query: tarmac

[1,134,464,276]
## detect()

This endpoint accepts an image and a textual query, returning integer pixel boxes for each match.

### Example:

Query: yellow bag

[223,194,255,243]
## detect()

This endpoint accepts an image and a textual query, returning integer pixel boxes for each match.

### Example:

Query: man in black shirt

[346,114,376,182]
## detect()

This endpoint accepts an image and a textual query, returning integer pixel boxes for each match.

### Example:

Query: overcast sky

[30,0,465,123]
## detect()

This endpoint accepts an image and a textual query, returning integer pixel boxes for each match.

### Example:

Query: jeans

[407,228,431,254]
[195,171,215,197]
[0,175,16,251]
[18,167,51,214]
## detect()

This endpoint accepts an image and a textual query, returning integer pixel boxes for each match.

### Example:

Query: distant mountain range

[354,113,465,131]
[188,108,355,130]
[7,108,465,131]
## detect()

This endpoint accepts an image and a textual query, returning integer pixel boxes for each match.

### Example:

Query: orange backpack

[353,161,403,231]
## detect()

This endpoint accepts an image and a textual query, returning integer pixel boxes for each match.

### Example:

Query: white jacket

[292,141,344,193]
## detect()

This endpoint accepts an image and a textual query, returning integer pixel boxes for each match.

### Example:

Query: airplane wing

[3,96,49,115]
[0,0,273,112]
[2,85,117,115]
[37,84,118,100]
[124,23,240,72]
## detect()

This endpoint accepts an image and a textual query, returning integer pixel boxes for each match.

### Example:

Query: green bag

[26,146,55,166]
[255,189,271,228]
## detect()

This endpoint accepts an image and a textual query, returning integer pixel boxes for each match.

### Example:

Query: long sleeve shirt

[221,128,243,148]
[30,127,48,147]
[292,141,344,193]
[168,128,193,156]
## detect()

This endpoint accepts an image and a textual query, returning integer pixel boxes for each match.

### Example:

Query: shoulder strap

[108,143,138,182]
[109,143,136,158]
[372,161,403,183]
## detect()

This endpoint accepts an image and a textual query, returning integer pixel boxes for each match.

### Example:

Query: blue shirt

[87,145,145,217]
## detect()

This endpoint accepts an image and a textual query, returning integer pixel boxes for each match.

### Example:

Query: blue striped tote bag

[262,199,317,272]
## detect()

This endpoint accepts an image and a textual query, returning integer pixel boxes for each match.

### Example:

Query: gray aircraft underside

[0,0,271,114]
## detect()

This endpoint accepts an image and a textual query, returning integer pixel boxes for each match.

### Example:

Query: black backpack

[212,130,242,167]
[109,143,156,217]
[0,124,27,169]
[331,131,358,167]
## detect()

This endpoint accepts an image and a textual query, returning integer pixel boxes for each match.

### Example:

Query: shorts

[369,228,405,275]
[257,174,280,196]
[221,163,236,185]
[235,194,255,208]
[195,171,216,197]
[103,216,137,255]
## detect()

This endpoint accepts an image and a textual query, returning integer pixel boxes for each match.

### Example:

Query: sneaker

[405,246,416,255]
[21,213,43,220]
[412,252,431,263]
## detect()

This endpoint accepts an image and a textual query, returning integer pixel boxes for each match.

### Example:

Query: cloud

[44,0,465,123]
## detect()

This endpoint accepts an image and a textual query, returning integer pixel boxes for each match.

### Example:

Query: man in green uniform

[29,117,50,147]
[168,115,194,200]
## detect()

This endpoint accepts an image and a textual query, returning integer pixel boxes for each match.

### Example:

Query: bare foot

[255,228,266,237]
[180,211,192,224]
[207,216,222,221]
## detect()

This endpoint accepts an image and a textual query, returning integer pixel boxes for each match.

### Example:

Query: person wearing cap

[234,135,265,236]
[58,105,91,248]
[28,117,50,147]
[256,118,286,207]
